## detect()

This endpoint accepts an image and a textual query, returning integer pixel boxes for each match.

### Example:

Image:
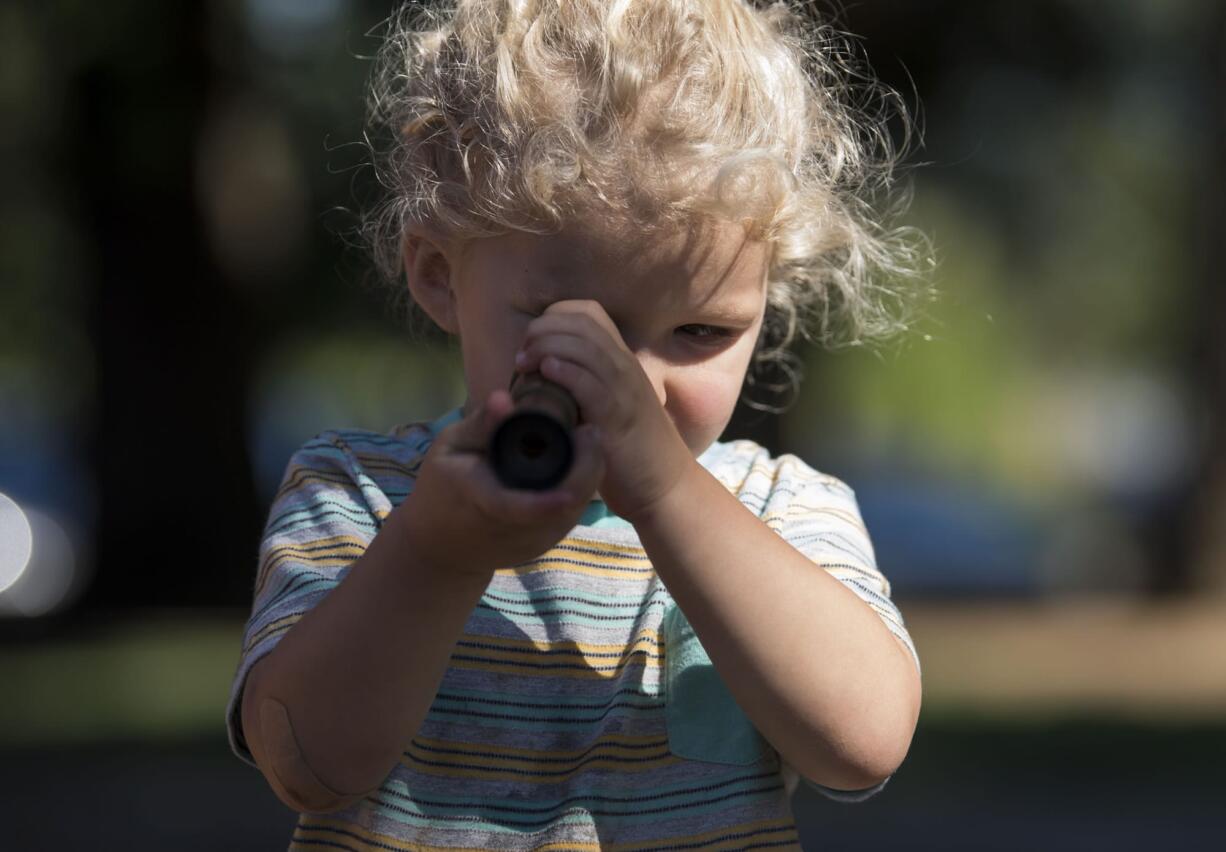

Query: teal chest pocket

[661,603,772,765]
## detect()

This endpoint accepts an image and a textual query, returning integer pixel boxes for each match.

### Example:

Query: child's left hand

[515,300,695,522]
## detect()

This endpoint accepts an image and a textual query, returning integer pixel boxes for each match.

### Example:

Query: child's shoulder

[705,438,859,503]
[269,419,441,520]
[280,419,439,484]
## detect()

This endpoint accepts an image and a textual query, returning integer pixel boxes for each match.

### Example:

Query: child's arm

[628,462,922,792]
[516,300,921,792]
[240,522,492,812]
[240,396,605,813]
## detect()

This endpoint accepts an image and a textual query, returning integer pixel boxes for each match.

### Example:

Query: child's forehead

[502,221,768,317]
[514,219,763,281]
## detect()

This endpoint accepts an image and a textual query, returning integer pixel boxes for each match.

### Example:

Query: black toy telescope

[490,371,577,490]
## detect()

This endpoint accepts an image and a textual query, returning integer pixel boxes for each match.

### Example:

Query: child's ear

[402,228,459,335]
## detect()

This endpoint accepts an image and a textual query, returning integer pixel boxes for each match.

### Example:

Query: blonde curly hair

[359,0,933,405]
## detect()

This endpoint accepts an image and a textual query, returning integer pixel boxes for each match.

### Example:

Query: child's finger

[538,356,613,424]
[446,389,514,452]
[536,300,623,342]
[458,423,602,524]
[517,333,617,385]
[464,455,578,524]
[556,423,605,499]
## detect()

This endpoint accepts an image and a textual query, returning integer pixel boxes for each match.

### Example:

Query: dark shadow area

[0,717,1220,851]
[0,736,297,852]
[796,716,1225,850]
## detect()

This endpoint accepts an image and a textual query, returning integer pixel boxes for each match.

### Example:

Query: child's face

[418,219,769,459]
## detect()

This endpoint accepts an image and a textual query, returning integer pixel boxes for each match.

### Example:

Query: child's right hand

[397,389,605,577]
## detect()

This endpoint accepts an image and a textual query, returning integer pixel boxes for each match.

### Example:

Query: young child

[227,1,927,848]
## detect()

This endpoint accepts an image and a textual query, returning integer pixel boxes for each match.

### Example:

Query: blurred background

[1,0,1223,849]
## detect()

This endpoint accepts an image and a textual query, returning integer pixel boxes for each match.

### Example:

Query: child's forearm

[241,500,493,813]
[629,462,922,792]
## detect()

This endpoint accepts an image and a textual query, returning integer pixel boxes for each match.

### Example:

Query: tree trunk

[77,2,262,610]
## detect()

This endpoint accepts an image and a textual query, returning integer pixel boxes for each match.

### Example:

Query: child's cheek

[666,371,744,453]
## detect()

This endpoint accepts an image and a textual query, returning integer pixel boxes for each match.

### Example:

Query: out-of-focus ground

[2,604,1221,850]
[6,601,1224,749]
[908,596,1226,719]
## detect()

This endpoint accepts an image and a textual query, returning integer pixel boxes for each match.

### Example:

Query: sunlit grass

[0,614,247,747]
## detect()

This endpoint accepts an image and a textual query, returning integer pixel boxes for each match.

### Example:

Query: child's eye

[677,324,733,344]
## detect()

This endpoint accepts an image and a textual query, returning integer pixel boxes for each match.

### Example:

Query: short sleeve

[760,455,921,803]
[224,431,385,768]
[764,457,921,678]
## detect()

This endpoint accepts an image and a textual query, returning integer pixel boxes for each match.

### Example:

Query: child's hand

[515,300,695,521]
[400,389,605,576]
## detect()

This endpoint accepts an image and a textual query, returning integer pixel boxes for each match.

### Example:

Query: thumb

[557,422,605,501]
[447,389,514,452]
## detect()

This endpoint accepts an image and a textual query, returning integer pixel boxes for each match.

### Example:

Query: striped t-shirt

[226,409,921,850]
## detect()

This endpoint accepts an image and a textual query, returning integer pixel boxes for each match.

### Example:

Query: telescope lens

[519,433,547,459]
[491,411,573,490]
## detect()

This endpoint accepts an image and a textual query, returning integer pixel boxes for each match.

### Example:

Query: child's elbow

[865,680,923,785]
[269,778,369,815]
[858,669,923,784]
[789,742,904,794]
[263,772,366,815]
[241,673,377,814]
[854,729,916,791]
[250,697,378,814]
[793,680,922,791]
[790,737,911,794]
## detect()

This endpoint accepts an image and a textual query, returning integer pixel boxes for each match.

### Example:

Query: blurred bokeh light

[0,498,85,618]
[0,492,34,595]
